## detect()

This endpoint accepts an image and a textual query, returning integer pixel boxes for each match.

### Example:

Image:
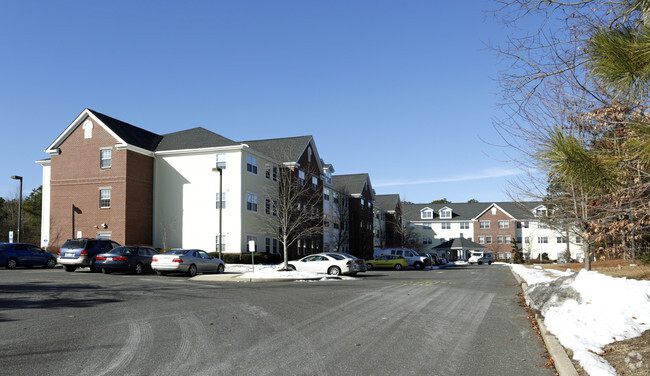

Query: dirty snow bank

[510,264,650,376]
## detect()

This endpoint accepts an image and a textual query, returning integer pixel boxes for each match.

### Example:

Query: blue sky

[1,1,521,203]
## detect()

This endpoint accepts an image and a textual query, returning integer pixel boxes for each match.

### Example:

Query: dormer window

[440,208,452,219]
[536,207,547,217]
[421,210,433,219]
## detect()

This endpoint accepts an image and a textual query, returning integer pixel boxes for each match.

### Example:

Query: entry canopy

[432,237,487,251]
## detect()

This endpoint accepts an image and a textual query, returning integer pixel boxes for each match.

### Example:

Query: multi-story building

[402,202,585,261]
[332,174,375,259]
[39,109,329,259]
[374,194,402,248]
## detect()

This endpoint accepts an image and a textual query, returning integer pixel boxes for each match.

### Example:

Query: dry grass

[537,259,650,280]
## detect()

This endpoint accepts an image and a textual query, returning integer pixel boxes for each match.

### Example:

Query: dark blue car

[0,242,57,269]
[95,246,158,275]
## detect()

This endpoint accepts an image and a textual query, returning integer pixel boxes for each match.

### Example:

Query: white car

[287,253,357,276]
[152,249,225,277]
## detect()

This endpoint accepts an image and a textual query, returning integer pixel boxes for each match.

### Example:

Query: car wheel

[63,265,76,272]
[186,264,197,277]
[394,263,403,271]
[156,271,167,276]
[478,261,483,265]
[217,264,225,274]
[327,266,341,276]
[366,263,373,270]
[414,262,423,270]
[102,268,111,274]
[6,258,18,269]
[45,258,57,269]
[287,265,296,271]
[488,261,492,265]
[133,263,143,275]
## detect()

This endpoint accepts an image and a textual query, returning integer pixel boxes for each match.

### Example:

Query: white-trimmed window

[506,252,512,260]
[478,236,484,244]
[323,188,330,201]
[556,236,567,243]
[333,192,339,204]
[422,223,432,230]
[215,235,226,253]
[525,237,530,244]
[83,120,93,138]
[575,236,582,244]
[498,252,504,260]
[272,166,278,181]
[498,220,509,229]
[506,235,512,243]
[460,222,470,229]
[422,237,433,245]
[536,208,547,217]
[486,236,492,244]
[265,164,272,179]
[312,176,318,191]
[216,153,226,169]
[100,149,111,168]
[441,222,451,230]
[539,222,549,229]
[538,236,548,244]
[422,210,433,219]
[298,170,305,185]
[517,221,529,228]
[216,192,226,209]
[99,189,111,208]
[323,214,330,227]
[440,209,451,219]
[497,236,504,244]
[480,220,490,229]
[246,155,258,174]
[265,199,278,216]
[246,193,258,212]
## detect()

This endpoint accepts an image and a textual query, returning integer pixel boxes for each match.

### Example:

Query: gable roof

[155,127,238,151]
[402,201,540,222]
[432,237,487,251]
[374,194,400,212]
[241,135,316,164]
[46,108,164,154]
[332,173,373,197]
[89,110,163,151]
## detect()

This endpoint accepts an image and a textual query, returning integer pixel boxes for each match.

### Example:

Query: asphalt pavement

[0,264,555,376]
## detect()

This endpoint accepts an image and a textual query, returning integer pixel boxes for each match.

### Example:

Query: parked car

[287,253,357,276]
[0,243,57,269]
[152,249,225,277]
[421,252,441,266]
[373,248,427,269]
[468,251,493,265]
[58,238,121,272]
[365,254,409,270]
[323,252,366,272]
[95,246,158,275]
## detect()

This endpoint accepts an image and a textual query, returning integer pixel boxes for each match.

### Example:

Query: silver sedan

[152,249,225,277]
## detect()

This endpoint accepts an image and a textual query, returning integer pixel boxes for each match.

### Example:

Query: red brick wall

[474,206,516,256]
[48,117,153,248]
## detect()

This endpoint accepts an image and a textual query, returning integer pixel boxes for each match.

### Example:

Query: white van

[468,251,493,265]
[373,248,427,269]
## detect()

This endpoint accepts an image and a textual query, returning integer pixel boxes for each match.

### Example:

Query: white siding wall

[154,150,242,252]
[39,161,51,248]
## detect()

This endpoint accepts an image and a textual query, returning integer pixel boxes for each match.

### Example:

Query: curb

[190,273,354,283]
[510,268,578,376]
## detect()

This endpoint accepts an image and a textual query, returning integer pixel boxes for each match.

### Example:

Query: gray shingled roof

[155,127,239,151]
[375,194,400,212]
[432,237,487,250]
[89,109,163,151]
[402,202,540,222]
[332,174,370,195]
[241,136,312,162]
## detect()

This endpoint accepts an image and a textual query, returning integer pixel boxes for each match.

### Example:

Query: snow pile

[510,264,650,376]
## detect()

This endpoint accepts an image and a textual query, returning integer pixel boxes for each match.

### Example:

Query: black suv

[58,238,121,272]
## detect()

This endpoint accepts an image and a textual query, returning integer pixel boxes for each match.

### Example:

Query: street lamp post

[212,166,223,260]
[11,175,23,243]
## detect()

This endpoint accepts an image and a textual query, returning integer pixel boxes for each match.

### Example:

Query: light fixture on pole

[212,166,223,260]
[11,175,23,243]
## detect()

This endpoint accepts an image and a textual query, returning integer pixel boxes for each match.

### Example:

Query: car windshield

[165,249,190,255]
[109,247,137,255]
[62,240,86,249]
[471,253,482,257]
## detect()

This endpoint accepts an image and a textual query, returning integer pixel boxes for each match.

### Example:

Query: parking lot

[0,264,554,376]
